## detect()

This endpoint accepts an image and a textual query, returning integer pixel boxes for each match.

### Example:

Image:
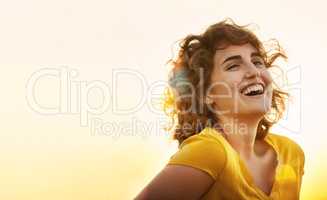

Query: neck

[217,115,261,159]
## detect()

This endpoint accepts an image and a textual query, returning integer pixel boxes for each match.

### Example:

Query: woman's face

[207,43,273,118]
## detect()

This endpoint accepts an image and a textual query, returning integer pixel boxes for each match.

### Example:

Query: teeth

[243,84,264,95]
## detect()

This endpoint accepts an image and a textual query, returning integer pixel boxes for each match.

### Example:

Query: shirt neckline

[205,127,280,199]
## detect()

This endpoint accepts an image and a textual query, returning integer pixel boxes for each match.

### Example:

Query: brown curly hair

[162,18,289,146]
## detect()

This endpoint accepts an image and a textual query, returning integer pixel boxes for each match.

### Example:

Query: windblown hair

[162,18,289,146]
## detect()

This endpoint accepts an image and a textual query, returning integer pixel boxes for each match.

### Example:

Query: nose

[244,62,260,79]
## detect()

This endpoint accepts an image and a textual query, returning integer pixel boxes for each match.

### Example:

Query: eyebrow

[222,52,262,64]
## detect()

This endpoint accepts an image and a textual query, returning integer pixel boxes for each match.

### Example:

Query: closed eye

[252,60,265,68]
[226,64,240,71]
[253,61,263,65]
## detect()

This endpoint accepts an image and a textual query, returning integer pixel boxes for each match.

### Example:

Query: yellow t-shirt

[167,127,305,200]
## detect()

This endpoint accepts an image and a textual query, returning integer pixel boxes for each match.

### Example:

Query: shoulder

[267,133,304,157]
[168,127,227,180]
[177,127,227,160]
[267,133,305,175]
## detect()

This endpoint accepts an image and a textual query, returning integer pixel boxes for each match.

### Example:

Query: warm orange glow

[1,0,326,199]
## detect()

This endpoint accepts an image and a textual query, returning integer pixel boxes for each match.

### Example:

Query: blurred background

[0,0,326,199]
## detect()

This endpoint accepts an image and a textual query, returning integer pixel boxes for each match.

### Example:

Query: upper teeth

[242,84,264,95]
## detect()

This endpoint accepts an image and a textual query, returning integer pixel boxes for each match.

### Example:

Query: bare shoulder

[134,164,215,200]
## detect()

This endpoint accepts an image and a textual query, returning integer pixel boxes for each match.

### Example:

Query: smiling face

[206,43,273,118]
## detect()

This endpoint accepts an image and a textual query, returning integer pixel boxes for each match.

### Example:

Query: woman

[135,19,305,200]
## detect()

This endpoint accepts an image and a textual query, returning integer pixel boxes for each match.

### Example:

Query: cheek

[209,81,240,112]
[261,69,273,86]
[209,79,239,97]
[261,70,273,98]
[209,70,242,105]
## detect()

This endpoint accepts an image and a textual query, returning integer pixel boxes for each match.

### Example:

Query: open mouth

[240,83,265,96]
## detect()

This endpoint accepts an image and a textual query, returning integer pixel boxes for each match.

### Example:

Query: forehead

[214,43,259,64]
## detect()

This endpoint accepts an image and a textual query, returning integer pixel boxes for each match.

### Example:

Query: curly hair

[162,18,289,146]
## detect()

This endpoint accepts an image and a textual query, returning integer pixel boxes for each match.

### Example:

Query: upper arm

[134,164,215,200]
[135,134,226,200]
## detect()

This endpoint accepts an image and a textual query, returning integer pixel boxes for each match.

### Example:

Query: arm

[134,164,215,200]
[135,131,226,200]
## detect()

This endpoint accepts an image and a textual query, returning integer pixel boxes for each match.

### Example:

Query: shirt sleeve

[298,145,305,190]
[167,134,227,181]
[300,149,305,176]
[290,139,305,194]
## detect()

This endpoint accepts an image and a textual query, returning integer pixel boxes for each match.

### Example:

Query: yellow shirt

[167,127,305,200]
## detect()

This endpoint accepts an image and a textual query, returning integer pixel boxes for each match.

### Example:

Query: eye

[252,60,265,68]
[226,64,240,71]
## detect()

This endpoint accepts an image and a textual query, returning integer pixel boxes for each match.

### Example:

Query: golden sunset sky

[0,0,326,199]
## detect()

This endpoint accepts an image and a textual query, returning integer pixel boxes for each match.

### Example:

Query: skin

[208,43,277,195]
[134,43,278,199]
[134,165,214,200]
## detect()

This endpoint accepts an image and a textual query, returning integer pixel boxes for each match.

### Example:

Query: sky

[0,0,326,199]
